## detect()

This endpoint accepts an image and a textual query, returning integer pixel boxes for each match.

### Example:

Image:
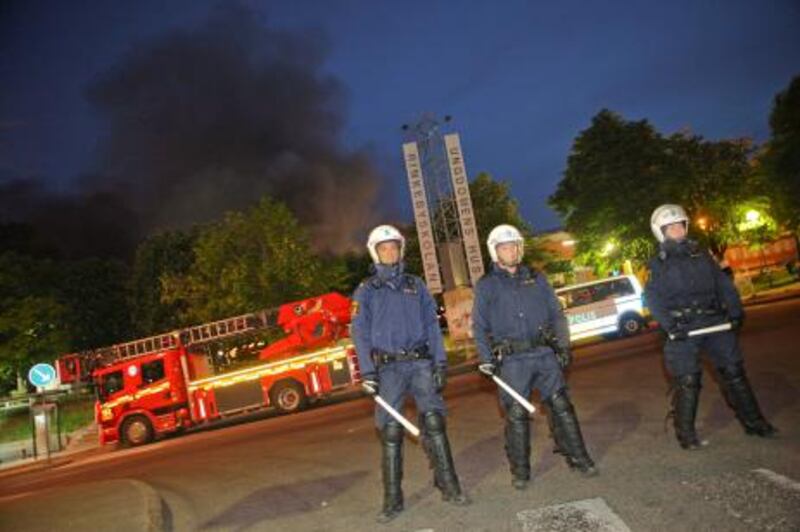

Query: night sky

[2,0,799,255]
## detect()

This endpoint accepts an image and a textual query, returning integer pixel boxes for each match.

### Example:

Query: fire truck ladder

[85,310,273,368]
[180,311,271,347]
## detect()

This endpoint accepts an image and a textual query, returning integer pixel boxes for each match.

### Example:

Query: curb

[743,290,800,307]
[129,479,169,532]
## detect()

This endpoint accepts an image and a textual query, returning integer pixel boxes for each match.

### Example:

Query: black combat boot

[504,403,531,490]
[671,373,705,450]
[718,362,778,438]
[377,421,404,524]
[420,411,470,506]
[546,388,598,476]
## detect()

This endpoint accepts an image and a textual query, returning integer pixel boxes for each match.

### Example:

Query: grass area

[752,270,799,292]
[0,394,95,444]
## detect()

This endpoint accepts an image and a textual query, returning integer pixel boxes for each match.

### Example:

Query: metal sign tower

[402,114,484,340]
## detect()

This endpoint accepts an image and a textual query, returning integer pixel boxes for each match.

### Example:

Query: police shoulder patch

[350,300,360,317]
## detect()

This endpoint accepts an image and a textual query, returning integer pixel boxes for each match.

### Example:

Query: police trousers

[375,359,445,429]
[663,330,743,377]
[497,349,566,411]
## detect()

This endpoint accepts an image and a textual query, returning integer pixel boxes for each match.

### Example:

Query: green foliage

[161,196,342,323]
[129,230,197,335]
[469,172,531,243]
[401,223,423,276]
[0,253,67,393]
[551,109,771,272]
[404,172,540,276]
[334,251,373,293]
[550,110,665,267]
[761,75,800,231]
[0,252,133,393]
[0,295,70,387]
[0,395,96,443]
[58,258,132,350]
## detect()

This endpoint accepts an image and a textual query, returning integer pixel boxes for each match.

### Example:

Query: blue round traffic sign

[28,363,57,387]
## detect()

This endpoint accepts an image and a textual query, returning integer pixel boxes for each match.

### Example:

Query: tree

[0,253,69,393]
[550,110,671,268]
[550,109,769,272]
[161,196,342,323]
[129,230,197,335]
[0,296,70,394]
[664,134,762,257]
[761,75,800,231]
[58,258,132,350]
[404,172,540,278]
[469,172,531,244]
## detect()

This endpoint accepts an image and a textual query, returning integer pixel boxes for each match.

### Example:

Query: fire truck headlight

[101,408,113,421]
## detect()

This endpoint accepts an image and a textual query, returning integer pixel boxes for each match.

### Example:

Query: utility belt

[668,306,723,319]
[371,345,430,365]
[491,338,546,358]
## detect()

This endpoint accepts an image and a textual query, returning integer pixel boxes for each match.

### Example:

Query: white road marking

[517,497,631,532]
[752,468,800,493]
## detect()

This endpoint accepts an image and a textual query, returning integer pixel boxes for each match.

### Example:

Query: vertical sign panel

[444,133,485,285]
[403,142,442,294]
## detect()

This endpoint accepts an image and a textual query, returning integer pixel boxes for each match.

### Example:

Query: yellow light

[745,210,760,223]
[697,217,708,230]
[601,241,616,255]
[561,240,576,247]
[188,344,352,392]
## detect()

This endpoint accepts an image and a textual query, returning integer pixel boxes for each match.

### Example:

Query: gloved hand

[729,315,744,331]
[432,367,447,393]
[556,348,573,370]
[361,375,379,395]
[667,326,689,341]
[478,362,498,378]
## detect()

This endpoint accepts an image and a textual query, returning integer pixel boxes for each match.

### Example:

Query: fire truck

[56,292,362,447]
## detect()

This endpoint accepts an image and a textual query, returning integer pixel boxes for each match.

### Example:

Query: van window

[558,277,636,309]
[608,278,635,297]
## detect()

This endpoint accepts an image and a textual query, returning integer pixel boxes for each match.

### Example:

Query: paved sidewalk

[0,477,166,532]
[0,423,100,476]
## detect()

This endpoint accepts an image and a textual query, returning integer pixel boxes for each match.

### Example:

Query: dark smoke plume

[2,3,383,258]
[0,178,140,259]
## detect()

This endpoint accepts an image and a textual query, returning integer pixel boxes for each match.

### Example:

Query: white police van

[555,275,648,341]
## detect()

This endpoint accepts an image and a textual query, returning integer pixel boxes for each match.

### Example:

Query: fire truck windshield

[98,370,124,401]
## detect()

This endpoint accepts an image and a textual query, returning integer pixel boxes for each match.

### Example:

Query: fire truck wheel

[121,415,154,447]
[270,380,308,414]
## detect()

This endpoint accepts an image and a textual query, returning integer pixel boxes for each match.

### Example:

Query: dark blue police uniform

[645,238,776,448]
[351,263,447,429]
[472,264,596,484]
[352,262,467,518]
[472,264,568,403]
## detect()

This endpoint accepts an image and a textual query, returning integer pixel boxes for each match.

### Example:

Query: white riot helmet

[366,224,406,264]
[650,204,689,242]
[486,224,524,264]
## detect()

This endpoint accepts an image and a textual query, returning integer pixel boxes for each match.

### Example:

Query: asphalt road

[2,299,799,531]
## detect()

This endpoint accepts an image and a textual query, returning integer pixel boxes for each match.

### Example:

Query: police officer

[351,224,469,523]
[645,204,777,450]
[472,224,597,490]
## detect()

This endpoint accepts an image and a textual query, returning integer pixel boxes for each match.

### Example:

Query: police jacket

[644,239,743,331]
[472,263,570,364]
[351,262,447,378]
